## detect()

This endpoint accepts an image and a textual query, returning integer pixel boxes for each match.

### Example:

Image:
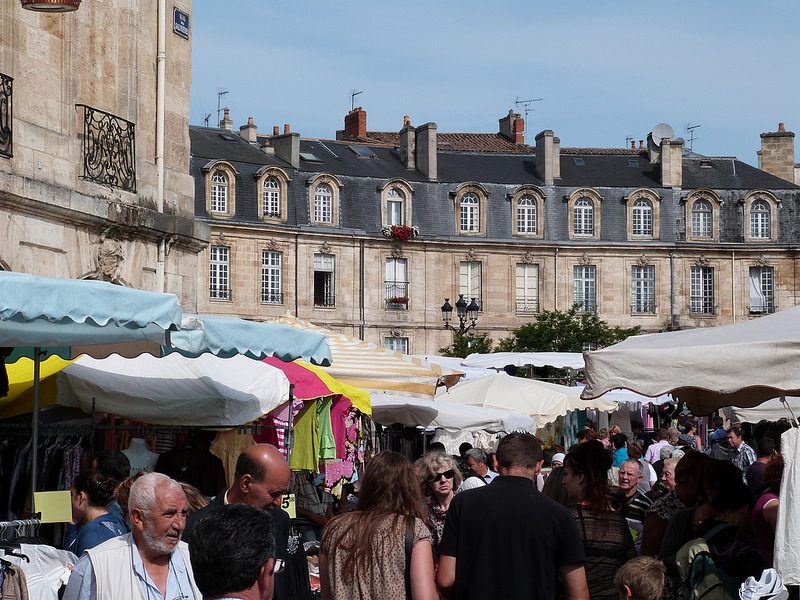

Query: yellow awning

[1,356,75,418]
[297,360,371,415]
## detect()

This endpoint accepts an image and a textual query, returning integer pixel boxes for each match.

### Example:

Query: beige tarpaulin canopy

[582,305,800,415]
[272,316,462,400]
[436,372,617,426]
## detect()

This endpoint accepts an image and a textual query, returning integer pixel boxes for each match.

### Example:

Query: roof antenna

[203,113,211,127]
[351,90,363,112]
[216,90,229,125]
[686,123,701,152]
[514,96,543,144]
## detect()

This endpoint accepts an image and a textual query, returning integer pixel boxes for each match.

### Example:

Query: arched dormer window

[510,186,545,238]
[685,191,720,242]
[452,183,488,236]
[254,166,291,223]
[626,189,661,240]
[567,188,603,240]
[202,160,238,218]
[744,191,778,242]
[378,179,414,228]
[307,174,342,226]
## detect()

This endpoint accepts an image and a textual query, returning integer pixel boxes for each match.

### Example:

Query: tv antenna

[686,123,701,152]
[203,113,211,127]
[625,135,634,149]
[216,90,229,125]
[351,90,363,112]
[514,96,543,144]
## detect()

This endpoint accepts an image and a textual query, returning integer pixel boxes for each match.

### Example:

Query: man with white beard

[63,472,201,600]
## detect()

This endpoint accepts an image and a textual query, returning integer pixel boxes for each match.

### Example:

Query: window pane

[209,246,230,300]
[261,251,282,303]
[314,184,332,223]
[691,200,712,237]
[517,196,537,234]
[690,266,714,314]
[631,265,655,313]
[459,261,482,308]
[385,258,409,310]
[574,198,594,235]
[632,199,653,236]
[263,178,280,217]
[460,194,479,232]
[572,265,596,312]
[210,170,228,212]
[313,253,335,306]
[384,337,409,354]
[750,200,771,239]
[515,263,539,312]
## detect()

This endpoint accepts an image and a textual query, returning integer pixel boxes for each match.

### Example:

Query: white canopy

[370,394,536,433]
[416,355,493,381]
[56,354,290,426]
[733,397,800,424]
[462,351,585,370]
[436,372,617,426]
[582,305,800,415]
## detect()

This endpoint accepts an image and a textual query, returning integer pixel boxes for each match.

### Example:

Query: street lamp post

[441,294,479,333]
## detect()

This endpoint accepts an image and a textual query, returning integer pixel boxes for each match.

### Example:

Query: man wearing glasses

[190,504,280,600]
[184,444,292,600]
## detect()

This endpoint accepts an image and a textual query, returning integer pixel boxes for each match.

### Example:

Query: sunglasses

[429,469,455,482]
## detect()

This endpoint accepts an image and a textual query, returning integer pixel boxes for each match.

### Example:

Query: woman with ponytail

[563,440,634,600]
[64,470,127,556]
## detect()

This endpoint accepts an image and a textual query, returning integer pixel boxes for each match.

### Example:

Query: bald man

[184,444,292,600]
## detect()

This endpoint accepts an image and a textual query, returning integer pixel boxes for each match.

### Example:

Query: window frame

[511,186,545,238]
[307,174,342,227]
[313,252,336,307]
[744,191,779,243]
[630,264,656,314]
[452,184,488,236]
[567,188,603,240]
[685,191,720,242]
[378,179,414,228]
[384,336,410,354]
[202,160,238,218]
[515,263,539,314]
[254,166,291,223]
[459,260,483,310]
[385,257,409,310]
[690,265,715,315]
[572,264,597,313]
[626,189,660,240]
[209,245,231,301]
[748,265,775,314]
[261,250,283,305]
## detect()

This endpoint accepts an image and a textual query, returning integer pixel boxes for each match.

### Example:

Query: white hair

[129,472,182,514]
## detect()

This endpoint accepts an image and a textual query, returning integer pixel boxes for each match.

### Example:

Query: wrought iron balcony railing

[748,299,775,315]
[574,299,597,313]
[516,300,539,313]
[261,292,284,304]
[0,73,12,158]
[209,286,231,300]
[314,293,335,307]
[77,104,136,192]
[385,282,409,310]
[689,298,716,315]
[631,297,656,314]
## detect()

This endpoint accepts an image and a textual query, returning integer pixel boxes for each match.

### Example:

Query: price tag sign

[281,493,296,519]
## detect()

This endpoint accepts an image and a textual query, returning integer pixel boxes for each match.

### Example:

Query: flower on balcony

[387,296,409,305]
[381,224,419,242]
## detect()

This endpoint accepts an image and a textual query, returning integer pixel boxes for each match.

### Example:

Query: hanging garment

[210,430,256,488]
[0,563,29,600]
[329,397,353,459]
[4,545,77,600]
[155,442,226,496]
[317,398,336,461]
[774,427,800,583]
[290,401,320,473]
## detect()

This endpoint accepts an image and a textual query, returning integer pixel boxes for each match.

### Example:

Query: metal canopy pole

[31,347,42,493]
[285,383,295,464]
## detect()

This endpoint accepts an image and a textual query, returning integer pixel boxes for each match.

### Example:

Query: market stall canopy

[371,393,536,433]
[262,357,333,400]
[271,315,460,399]
[733,397,800,424]
[298,361,371,414]
[462,352,585,370]
[417,355,493,381]
[55,353,290,426]
[573,384,674,407]
[167,314,331,365]
[0,355,72,418]
[0,271,182,359]
[581,305,800,415]
[437,372,617,426]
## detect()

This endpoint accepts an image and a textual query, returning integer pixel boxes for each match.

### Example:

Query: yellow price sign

[280,493,296,519]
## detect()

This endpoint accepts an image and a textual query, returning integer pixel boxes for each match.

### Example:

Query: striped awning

[272,316,462,399]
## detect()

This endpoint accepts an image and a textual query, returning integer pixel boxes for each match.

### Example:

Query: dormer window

[203,160,238,218]
[254,166,290,223]
[573,198,594,235]
[460,193,479,232]
[210,171,228,212]
[387,188,404,226]
[691,199,712,238]
[568,188,603,240]
[685,191,720,242]
[314,184,333,223]
[307,174,342,226]
[263,177,280,217]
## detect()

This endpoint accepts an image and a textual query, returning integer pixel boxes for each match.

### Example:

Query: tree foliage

[439,331,494,358]
[498,305,640,353]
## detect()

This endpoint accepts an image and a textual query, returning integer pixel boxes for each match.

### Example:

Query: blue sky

[190,1,798,166]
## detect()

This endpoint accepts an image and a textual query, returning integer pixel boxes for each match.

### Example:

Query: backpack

[675,523,740,600]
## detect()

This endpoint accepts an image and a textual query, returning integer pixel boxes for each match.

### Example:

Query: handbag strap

[404,518,414,599]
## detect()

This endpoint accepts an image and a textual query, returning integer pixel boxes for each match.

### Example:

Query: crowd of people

[54,416,785,600]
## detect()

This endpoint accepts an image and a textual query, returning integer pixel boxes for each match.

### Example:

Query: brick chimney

[534,130,559,185]
[219,108,233,131]
[342,107,367,139]
[660,138,684,188]
[399,117,415,170]
[270,128,300,168]
[415,123,437,181]
[239,116,258,142]
[499,110,525,144]
[758,123,796,183]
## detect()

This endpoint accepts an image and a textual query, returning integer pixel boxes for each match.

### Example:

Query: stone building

[190,108,799,355]
[0,1,208,305]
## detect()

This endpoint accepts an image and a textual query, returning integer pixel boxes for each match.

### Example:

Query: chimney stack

[239,116,258,142]
[660,138,684,187]
[342,107,367,139]
[283,124,291,134]
[758,122,796,183]
[631,141,636,149]
[273,126,279,136]
[639,140,644,149]
[219,108,233,131]
[415,123,437,180]
[399,118,415,170]
[499,110,525,145]
[271,128,300,169]
[534,130,560,185]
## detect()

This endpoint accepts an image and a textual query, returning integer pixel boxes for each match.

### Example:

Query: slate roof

[190,126,285,167]
[349,131,535,154]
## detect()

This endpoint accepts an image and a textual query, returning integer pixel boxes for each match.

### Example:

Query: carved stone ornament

[521,250,536,265]
[754,254,768,267]
[319,241,333,254]
[465,247,478,262]
[389,328,405,338]
[579,252,591,265]
[390,243,404,259]
[694,254,710,267]
[635,254,649,267]
[83,229,126,283]
[213,232,227,244]
[263,238,279,251]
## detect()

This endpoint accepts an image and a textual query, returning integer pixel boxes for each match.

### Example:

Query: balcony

[631,297,656,314]
[261,292,284,304]
[77,104,136,192]
[749,299,775,315]
[689,298,716,315]
[385,282,409,310]
[314,293,335,308]
[516,300,539,314]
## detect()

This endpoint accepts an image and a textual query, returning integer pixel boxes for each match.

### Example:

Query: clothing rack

[0,518,41,539]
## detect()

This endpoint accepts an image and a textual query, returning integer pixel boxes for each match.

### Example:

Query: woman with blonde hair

[421,451,462,558]
[320,451,437,600]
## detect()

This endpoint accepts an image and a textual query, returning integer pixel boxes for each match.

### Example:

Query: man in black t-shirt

[437,433,588,600]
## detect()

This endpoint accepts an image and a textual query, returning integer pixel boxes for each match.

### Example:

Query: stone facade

[190,111,800,355]
[0,0,208,305]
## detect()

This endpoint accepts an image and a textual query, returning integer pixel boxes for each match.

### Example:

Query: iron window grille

[77,104,136,192]
[0,73,12,159]
[385,281,409,310]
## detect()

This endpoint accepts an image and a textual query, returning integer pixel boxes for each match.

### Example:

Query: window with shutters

[749,266,774,314]
[459,261,482,310]
[515,264,539,313]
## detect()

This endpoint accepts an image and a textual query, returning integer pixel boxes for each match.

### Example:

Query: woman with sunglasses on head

[320,451,438,600]
[421,451,463,559]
